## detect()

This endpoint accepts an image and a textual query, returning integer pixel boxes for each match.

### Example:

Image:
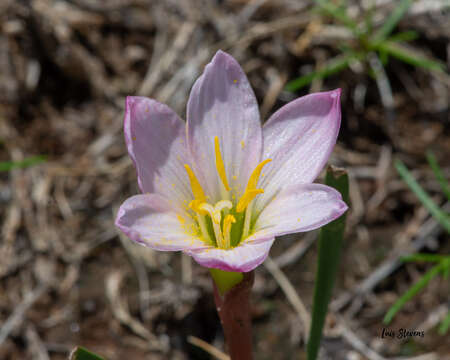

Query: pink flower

[115,50,348,272]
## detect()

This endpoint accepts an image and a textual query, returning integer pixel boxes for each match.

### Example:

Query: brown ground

[0,1,449,359]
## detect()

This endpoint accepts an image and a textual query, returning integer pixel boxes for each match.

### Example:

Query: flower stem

[211,271,254,360]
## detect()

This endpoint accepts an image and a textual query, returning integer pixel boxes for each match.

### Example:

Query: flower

[115,50,348,272]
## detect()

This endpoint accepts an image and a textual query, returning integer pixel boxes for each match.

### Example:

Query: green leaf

[286,53,357,92]
[439,312,450,335]
[0,155,46,172]
[383,262,445,324]
[314,0,360,35]
[395,160,450,233]
[442,258,450,279]
[70,347,104,360]
[401,253,448,263]
[307,166,349,360]
[426,150,450,201]
[372,0,413,43]
[377,41,445,72]
[387,30,418,43]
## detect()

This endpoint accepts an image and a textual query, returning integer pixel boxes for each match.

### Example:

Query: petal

[186,50,262,202]
[248,183,347,242]
[186,238,275,272]
[125,96,192,209]
[254,89,341,213]
[115,194,208,251]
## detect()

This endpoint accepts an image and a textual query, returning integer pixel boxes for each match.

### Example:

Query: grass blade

[368,52,394,109]
[395,160,450,233]
[307,166,349,360]
[70,347,104,360]
[387,30,418,43]
[286,53,356,92]
[0,155,46,172]
[314,0,360,35]
[401,253,448,263]
[372,0,413,43]
[377,41,445,72]
[439,311,450,335]
[383,262,444,324]
[426,150,450,201]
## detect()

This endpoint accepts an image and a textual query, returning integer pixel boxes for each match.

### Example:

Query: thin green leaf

[377,41,445,72]
[286,53,357,92]
[426,150,450,201]
[368,52,394,109]
[372,0,413,43]
[362,3,375,36]
[307,166,349,360]
[383,262,444,324]
[387,30,418,43]
[442,258,450,279]
[401,253,448,263]
[395,160,450,233]
[0,155,46,172]
[315,0,360,35]
[439,312,450,335]
[70,347,104,360]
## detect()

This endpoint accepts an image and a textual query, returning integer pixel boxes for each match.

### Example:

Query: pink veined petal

[254,89,342,214]
[187,50,262,202]
[248,183,348,243]
[125,96,193,209]
[115,194,208,251]
[186,238,275,272]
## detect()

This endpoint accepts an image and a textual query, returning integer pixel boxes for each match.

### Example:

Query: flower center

[183,137,271,249]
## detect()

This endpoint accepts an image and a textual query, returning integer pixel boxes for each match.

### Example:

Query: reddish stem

[212,271,254,360]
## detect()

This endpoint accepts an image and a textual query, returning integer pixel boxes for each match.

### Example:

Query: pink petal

[115,194,208,251]
[248,183,347,243]
[186,238,275,272]
[125,96,192,208]
[186,50,262,201]
[254,89,341,213]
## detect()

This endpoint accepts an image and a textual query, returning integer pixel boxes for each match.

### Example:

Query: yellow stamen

[184,164,206,201]
[236,189,264,213]
[223,214,236,249]
[214,136,230,191]
[236,158,272,214]
[189,199,207,215]
[176,215,185,224]
[246,159,272,190]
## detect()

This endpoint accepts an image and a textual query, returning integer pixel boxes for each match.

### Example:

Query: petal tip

[318,88,341,104]
[212,49,233,63]
[329,88,342,104]
[339,199,349,214]
[209,50,243,75]
[331,88,342,96]
[125,96,142,113]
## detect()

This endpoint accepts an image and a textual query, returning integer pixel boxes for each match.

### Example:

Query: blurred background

[0,0,449,359]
